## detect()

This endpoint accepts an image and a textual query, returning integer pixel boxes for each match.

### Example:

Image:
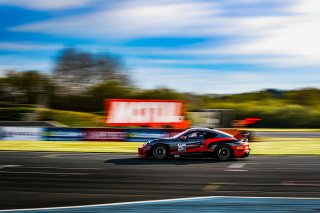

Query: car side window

[204,132,217,139]
[187,132,198,139]
[187,131,205,139]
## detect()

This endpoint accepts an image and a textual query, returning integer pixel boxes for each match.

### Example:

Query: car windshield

[170,129,190,139]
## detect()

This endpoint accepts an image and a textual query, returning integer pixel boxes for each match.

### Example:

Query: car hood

[148,138,167,145]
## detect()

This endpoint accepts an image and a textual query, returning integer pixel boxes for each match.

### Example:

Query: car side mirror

[180,136,187,141]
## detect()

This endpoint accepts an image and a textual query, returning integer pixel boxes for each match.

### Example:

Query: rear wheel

[152,144,168,160]
[216,145,232,161]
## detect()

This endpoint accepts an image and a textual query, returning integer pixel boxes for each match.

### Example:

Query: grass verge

[0,138,319,155]
[251,139,320,155]
[0,107,105,127]
[0,141,143,153]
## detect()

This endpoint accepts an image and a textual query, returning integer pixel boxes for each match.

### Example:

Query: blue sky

[0,0,319,94]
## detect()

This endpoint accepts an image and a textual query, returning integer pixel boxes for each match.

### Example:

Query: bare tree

[54,48,130,93]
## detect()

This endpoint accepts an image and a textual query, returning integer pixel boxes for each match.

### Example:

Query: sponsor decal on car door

[185,131,205,152]
[178,143,187,152]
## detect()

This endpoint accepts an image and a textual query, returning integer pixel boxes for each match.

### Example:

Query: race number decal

[178,143,186,151]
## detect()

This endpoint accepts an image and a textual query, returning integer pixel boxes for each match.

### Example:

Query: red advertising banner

[106,99,190,128]
[84,128,126,141]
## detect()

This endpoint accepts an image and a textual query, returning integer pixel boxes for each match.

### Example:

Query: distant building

[188,109,235,128]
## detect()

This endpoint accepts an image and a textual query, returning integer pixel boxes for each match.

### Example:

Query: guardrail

[0,127,185,142]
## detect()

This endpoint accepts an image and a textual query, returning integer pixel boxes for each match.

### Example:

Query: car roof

[187,127,217,132]
[187,127,234,138]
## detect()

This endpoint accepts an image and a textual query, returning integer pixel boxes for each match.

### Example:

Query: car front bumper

[137,146,151,158]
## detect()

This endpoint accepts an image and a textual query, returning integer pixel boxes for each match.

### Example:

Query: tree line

[0,48,186,112]
[1,48,320,127]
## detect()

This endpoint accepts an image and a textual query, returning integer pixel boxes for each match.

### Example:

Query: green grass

[38,108,105,127]
[3,107,320,129]
[250,139,320,155]
[0,141,143,153]
[0,138,319,155]
[257,137,320,141]
[0,107,105,127]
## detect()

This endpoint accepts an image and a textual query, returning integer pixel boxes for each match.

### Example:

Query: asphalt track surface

[0,152,319,211]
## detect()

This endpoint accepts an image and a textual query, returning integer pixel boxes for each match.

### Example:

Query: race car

[138,128,250,161]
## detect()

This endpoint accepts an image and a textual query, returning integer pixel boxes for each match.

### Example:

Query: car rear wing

[234,132,250,142]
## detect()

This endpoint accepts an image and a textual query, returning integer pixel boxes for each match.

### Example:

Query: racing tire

[215,145,233,161]
[152,144,168,160]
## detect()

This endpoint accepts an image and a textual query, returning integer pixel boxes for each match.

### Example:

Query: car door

[184,131,206,153]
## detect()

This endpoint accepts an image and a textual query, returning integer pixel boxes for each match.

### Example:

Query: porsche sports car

[138,128,250,161]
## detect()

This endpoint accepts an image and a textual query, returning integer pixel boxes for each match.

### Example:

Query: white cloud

[209,13,320,65]
[0,0,92,10]
[179,0,320,66]
[10,1,222,39]
[10,0,320,67]
[9,0,286,39]
[3,0,320,95]
[132,67,320,94]
[0,42,62,51]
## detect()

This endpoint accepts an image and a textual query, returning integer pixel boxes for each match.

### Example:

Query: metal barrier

[0,127,186,142]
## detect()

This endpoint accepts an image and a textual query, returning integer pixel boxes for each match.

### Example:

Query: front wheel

[152,144,168,160]
[216,145,232,161]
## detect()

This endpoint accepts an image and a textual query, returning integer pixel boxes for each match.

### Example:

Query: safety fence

[0,127,185,142]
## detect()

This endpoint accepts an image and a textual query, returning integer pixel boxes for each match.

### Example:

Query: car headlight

[140,142,149,148]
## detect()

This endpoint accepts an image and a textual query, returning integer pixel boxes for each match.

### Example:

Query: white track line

[225,163,247,171]
[224,169,248,172]
[228,163,246,169]
[1,196,319,212]
[0,165,21,170]
[25,167,102,170]
[0,171,89,176]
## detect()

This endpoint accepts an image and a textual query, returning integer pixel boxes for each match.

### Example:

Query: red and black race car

[138,128,250,161]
